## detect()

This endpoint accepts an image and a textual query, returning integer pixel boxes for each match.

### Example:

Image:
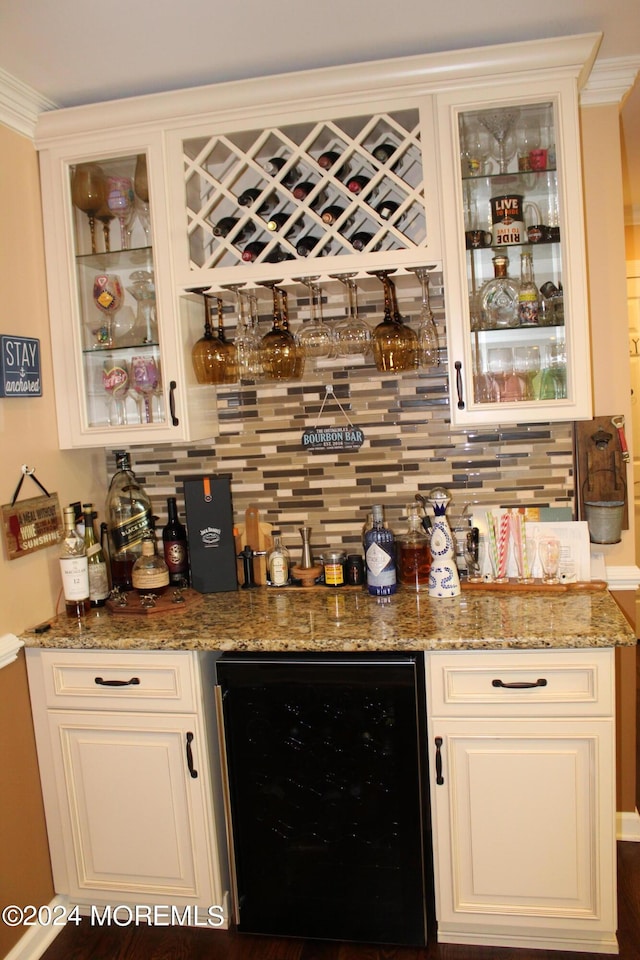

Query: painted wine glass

[91,274,124,348]
[102,358,130,425]
[131,354,161,423]
[106,175,135,249]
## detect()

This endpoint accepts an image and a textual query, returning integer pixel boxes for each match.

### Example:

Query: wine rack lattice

[182,108,427,270]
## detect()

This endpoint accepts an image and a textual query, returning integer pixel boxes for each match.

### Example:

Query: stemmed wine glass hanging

[409,265,439,368]
[296,276,335,362]
[330,272,372,358]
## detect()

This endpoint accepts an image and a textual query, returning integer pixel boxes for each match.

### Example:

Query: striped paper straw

[510,510,523,577]
[498,513,510,578]
[486,512,499,578]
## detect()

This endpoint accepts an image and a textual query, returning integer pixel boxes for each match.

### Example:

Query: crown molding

[581,55,640,106]
[0,67,57,139]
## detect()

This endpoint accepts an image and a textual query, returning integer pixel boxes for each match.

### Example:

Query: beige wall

[0,123,106,956]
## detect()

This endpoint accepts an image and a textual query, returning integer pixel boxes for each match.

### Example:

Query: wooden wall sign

[1,493,62,560]
[301,425,365,453]
[0,336,42,397]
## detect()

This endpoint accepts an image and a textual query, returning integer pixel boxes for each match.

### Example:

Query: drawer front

[426,649,614,717]
[30,649,198,712]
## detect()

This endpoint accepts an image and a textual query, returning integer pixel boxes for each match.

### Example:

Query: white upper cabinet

[35,33,600,447]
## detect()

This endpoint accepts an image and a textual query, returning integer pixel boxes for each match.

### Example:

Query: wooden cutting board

[235,505,273,585]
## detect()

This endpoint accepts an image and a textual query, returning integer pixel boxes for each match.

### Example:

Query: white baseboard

[2,896,68,960]
[617,808,640,841]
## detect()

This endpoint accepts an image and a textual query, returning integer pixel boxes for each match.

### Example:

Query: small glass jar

[346,554,365,586]
[322,551,346,587]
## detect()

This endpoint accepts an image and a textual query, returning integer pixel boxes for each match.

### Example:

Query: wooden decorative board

[106,588,203,616]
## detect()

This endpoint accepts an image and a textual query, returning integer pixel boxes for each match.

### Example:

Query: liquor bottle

[292,181,316,201]
[131,530,170,597]
[364,504,397,596]
[162,496,190,586]
[241,240,267,262]
[517,251,540,326]
[83,503,109,606]
[396,504,431,591]
[59,505,91,618]
[480,255,519,329]
[267,536,290,587]
[372,142,395,163]
[106,450,153,590]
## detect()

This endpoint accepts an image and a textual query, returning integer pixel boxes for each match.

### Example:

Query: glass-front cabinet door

[436,79,592,426]
[38,133,218,449]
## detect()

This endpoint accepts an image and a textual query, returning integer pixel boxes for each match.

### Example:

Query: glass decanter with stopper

[131,530,170,597]
[397,503,431,591]
[480,255,518,329]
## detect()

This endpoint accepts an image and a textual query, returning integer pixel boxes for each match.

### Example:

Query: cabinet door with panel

[425,649,617,954]
[26,649,229,918]
[37,130,218,449]
[436,75,593,425]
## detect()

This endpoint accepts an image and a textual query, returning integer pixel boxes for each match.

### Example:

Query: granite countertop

[21,585,636,652]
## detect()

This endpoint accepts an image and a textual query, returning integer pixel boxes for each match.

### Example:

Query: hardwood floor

[38,650,640,960]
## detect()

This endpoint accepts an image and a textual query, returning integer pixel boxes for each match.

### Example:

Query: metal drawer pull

[186,732,198,779]
[94,676,141,687]
[454,360,465,410]
[434,736,444,785]
[492,678,548,689]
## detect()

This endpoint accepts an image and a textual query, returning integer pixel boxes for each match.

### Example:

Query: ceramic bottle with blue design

[427,487,461,598]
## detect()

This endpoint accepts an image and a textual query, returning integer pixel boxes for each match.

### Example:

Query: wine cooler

[215,652,431,945]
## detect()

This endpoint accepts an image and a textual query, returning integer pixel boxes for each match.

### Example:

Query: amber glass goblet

[259,282,303,381]
[71,162,106,255]
[369,270,418,372]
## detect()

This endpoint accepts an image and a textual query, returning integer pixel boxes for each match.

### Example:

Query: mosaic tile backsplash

[109,271,575,556]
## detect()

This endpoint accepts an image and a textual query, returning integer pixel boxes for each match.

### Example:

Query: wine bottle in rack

[264,245,295,263]
[292,180,317,201]
[264,157,287,175]
[350,231,375,251]
[237,187,261,206]
[296,235,328,257]
[346,174,372,195]
[267,212,302,236]
[372,142,396,163]
[321,203,347,225]
[376,200,400,220]
[242,240,267,262]
[213,218,257,243]
[317,150,341,169]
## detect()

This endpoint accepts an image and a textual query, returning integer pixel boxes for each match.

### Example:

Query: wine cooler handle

[454,361,465,410]
[94,676,140,687]
[434,736,444,785]
[169,380,179,427]
[492,678,548,689]
[185,731,198,779]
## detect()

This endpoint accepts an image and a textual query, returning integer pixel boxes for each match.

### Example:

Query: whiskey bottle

[131,530,170,596]
[162,496,190,586]
[364,504,397,596]
[517,251,540,326]
[83,503,110,606]
[59,505,91,618]
[106,450,153,590]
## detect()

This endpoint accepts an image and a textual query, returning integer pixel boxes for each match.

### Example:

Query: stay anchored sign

[301,425,365,453]
[0,336,42,397]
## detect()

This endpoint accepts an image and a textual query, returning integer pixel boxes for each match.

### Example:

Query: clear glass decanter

[480,255,519,329]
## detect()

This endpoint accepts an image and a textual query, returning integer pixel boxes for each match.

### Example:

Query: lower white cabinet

[26,649,230,921]
[425,648,618,954]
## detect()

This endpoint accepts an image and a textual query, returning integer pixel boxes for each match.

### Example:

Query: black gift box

[183,474,238,593]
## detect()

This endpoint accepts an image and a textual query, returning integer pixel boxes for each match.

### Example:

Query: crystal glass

[127,270,158,344]
[538,535,561,584]
[331,273,372,357]
[410,265,439,368]
[71,162,105,255]
[134,154,151,244]
[259,282,303,381]
[540,342,567,400]
[102,358,130,426]
[477,107,520,174]
[369,270,418,372]
[513,345,541,401]
[131,355,161,423]
[221,282,262,380]
[459,116,491,177]
[486,347,515,402]
[91,274,124,348]
[297,277,335,360]
[106,175,135,249]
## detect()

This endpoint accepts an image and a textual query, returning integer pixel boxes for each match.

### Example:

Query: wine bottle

[264,157,286,176]
[59,505,91,618]
[237,187,261,206]
[264,245,295,263]
[267,212,299,233]
[364,504,397,596]
[162,496,190,586]
[257,195,278,216]
[376,200,400,220]
[317,150,341,169]
[292,181,316,201]
[372,142,395,163]
[296,235,327,257]
[213,218,256,243]
[106,450,153,591]
[132,531,170,597]
[83,503,110,607]
[346,174,371,195]
[350,231,374,251]
[241,241,267,262]
[321,204,347,225]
